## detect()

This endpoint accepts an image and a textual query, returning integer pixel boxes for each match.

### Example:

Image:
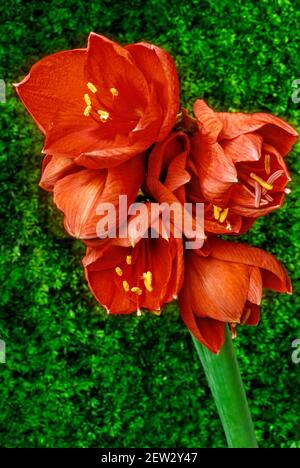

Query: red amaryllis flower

[15,33,179,169]
[83,204,183,314]
[40,153,145,238]
[188,100,298,233]
[179,237,291,353]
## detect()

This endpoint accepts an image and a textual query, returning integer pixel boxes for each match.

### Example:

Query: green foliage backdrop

[0,0,299,448]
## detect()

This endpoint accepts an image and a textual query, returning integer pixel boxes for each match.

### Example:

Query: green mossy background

[0,0,299,448]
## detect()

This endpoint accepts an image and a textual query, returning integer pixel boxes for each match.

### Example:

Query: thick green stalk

[191,327,258,448]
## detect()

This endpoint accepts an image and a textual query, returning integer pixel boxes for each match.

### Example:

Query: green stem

[191,326,258,448]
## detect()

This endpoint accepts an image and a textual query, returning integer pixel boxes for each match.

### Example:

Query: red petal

[39,155,80,191]
[221,133,263,163]
[181,250,250,323]
[190,133,237,205]
[193,100,223,142]
[218,112,298,156]
[179,283,225,353]
[54,168,107,238]
[248,267,263,304]
[85,265,135,314]
[126,42,179,140]
[14,49,87,134]
[162,238,184,302]
[54,154,145,238]
[146,132,191,202]
[208,238,292,294]
[241,302,260,326]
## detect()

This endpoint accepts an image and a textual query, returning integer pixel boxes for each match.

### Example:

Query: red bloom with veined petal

[15,33,179,169]
[40,153,145,238]
[188,100,298,233]
[179,237,292,353]
[83,204,183,314]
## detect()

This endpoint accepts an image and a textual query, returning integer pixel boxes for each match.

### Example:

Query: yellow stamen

[131,286,143,295]
[98,110,110,122]
[250,173,273,191]
[87,82,97,93]
[115,267,123,277]
[219,208,229,223]
[110,87,119,97]
[143,271,153,292]
[265,154,271,175]
[122,281,130,292]
[150,309,161,316]
[137,308,142,316]
[83,105,91,117]
[84,93,91,106]
[126,255,132,265]
[213,205,222,220]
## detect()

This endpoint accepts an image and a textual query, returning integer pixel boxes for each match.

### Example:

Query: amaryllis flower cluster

[15,33,298,353]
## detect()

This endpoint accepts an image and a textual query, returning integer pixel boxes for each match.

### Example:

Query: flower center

[114,254,154,300]
[83,82,118,123]
[250,173,273,191]
[238,153,286,208]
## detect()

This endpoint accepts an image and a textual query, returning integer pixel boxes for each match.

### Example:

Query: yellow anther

[110,87,119,97]
[250,173,273,191]
[143,271,153,292]
[98,110,110,122]
[84,93,91,106]
[126,255,132,265]
[122,281,130,292]
[150,309,161,316]
[83,105,92,117]
[265,154,271,175]
[213,205,222,221]
[87,82,97,93]
[219,208,229,223]
[115,267,123,277]
[131,286,143,295]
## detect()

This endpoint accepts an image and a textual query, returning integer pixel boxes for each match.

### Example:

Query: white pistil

[262,170,284,195]
[265,194,274,202]
[266,170,284,186]
[254,181,261,208]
